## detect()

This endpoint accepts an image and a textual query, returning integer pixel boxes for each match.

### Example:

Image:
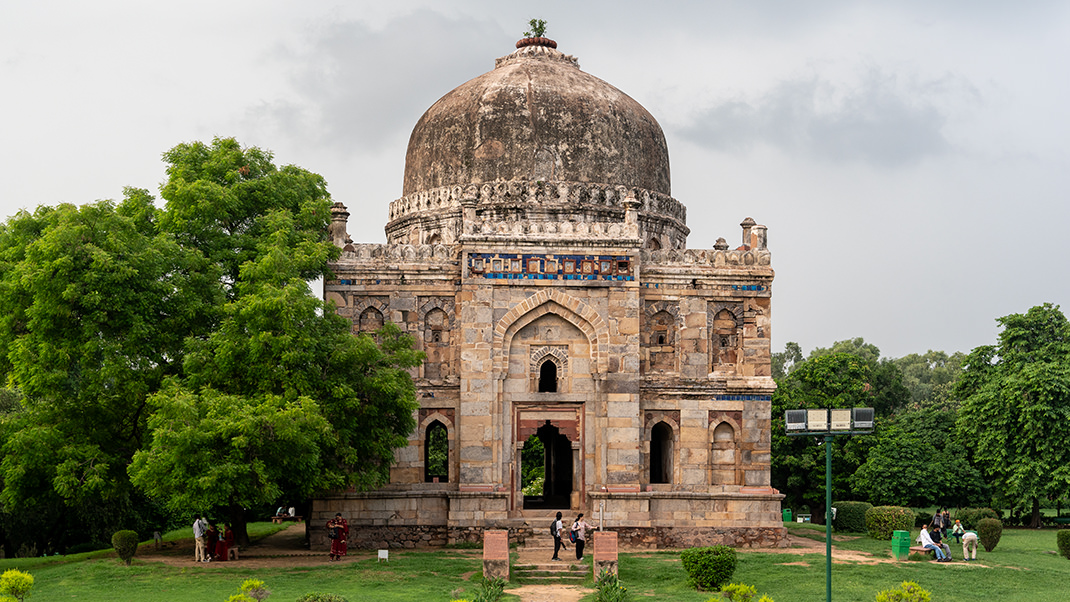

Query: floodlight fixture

[852,407,875,430]
[807,409,828,432]
[830,409,852,430]
[785,409,807,431]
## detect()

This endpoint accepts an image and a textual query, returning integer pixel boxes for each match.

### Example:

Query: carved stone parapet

[639,248,772,268]
[338,243,458,263]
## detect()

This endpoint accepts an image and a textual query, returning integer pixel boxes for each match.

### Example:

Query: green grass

[2,527,1067,601]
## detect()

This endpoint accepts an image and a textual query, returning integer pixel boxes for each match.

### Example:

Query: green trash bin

[783,509,793,522]
[891,530,911,560]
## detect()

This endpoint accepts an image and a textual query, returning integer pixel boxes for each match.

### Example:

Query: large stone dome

[402,42,671,196]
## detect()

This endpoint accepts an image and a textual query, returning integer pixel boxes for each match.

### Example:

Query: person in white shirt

[920,524,948,562]
[193,516,209,562]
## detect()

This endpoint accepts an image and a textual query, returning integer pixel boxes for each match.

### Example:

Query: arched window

[712,309,739,367]
[650,422,674,484]
[644,310,676,372]
[425,421,448,482]
[427,233,442,245]
[711,422,737,486]
[538,360,558,393]
[646,237,662,250]
[359,307,384,333]
[424,308,449,379]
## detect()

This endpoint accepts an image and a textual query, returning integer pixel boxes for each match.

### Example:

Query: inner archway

[521,421,573,509]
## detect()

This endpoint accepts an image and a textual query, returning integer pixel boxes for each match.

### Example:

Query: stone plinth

[482,529,510,581]
[592,530,619,581]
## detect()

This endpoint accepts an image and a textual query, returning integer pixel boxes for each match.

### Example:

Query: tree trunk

[1030,497,1041,529]
[228,504,251,547]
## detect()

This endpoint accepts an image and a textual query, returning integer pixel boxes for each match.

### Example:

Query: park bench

[271,515,304,524]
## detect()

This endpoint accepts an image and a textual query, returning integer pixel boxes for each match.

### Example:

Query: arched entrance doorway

[521,421,573,509]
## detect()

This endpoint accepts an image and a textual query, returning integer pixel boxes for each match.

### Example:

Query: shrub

[680,546,737,591]
[865,506,914,540]
[833,501,873,533]
[111,530,140,566]
[0,569,34,602]
[875,581,931,602]
[596,570,628,602]
[977,518,1002,552]
[956,508,999,530]
[719,583,756,602]
[239,579,270,601]
[473,578,505,602]
[1058,529,1070,560]
[297,595,348,602]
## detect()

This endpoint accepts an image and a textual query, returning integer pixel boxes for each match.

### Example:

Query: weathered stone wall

[611,525,788,549]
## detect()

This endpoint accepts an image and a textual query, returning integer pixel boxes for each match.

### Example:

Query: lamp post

[785,407,873,602]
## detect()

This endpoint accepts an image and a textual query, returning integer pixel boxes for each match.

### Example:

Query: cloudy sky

[2,1,1067,359]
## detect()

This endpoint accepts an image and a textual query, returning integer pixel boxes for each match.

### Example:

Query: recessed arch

[493,290,609,375]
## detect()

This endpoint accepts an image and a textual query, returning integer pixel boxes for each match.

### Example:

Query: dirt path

[508,584,594,602]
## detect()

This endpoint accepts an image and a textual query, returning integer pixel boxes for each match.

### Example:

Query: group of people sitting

[192,516,235,562]
[918,508,978,562]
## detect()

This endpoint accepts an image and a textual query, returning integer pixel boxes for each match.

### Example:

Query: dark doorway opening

[522,421,573,509]
[650,422,673,484]
[538,360,558,392]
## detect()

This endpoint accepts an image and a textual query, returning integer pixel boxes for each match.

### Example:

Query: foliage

[771,352,879,519]
[956,303,1070,528]
[956,508,999,531]
[1057,530,1070,560]
[833,501,873,533]
[239,579,270,601]
[851,406,988,508]
[770,342,803,379]
[892,351,966,408]
[520,435,545,496]
[426,424,448,479]
[296,595,347,602]
[596,570,628,602]
[523,18,547,38]
[110,530,139,566]
[978,518,1002,552]
[471,578,505,602]
[0,569,33,602]
[0,192,208,553]
[874,581,931,602]
[680,546,736,591]
[865,506,913,540]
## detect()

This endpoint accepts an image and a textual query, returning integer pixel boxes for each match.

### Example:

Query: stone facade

[311,38,785,550]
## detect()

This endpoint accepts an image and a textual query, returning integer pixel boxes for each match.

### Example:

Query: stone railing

[640,248,772,267]
[338,243,457,263]
[387,181,687,227]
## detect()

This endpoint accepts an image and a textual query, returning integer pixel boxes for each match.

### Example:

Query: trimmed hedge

[1057,530,1070,561]
[680,545,737,591]
[111,530,139,566]
[865,506,914,540]
[977,518,1002,552]
[956,508,999,531]
[833,501,873,533]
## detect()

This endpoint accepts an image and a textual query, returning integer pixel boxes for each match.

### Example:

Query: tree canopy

[956,303,1070,527]
[0,137,420,552]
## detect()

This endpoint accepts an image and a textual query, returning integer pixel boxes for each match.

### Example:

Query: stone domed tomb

[315,38,785,550]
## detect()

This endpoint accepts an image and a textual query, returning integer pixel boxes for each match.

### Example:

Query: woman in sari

[326,513,349,561]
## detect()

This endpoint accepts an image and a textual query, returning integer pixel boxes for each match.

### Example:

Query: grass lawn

[2,524,1067,601]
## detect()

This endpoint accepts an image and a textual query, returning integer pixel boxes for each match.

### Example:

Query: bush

[956,508,999,530]
[875,581,931,602]
[1058,530,1070,560]
[0,569,34,602]
[596,570,628,602]
[297,595,348,602]
[110,530,140,566]
[239,579,270,602]
[978,518,1002,552]
[680,546,737,591]
[713,584,775,602]
[865,506,914,540]
[833,501,873,533]
[913,510,930,528]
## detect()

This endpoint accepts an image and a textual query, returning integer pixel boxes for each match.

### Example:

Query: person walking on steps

[551,511,567,561]
[571,513,594,561]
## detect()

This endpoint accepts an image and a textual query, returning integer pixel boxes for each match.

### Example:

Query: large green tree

[956,303,1070,528]
[128,139,421,544]
[0,191,208,552]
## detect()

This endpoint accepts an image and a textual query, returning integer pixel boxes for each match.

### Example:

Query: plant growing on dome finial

[524,18,547,38]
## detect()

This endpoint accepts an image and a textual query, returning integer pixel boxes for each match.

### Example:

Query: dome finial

[517,18,557,49]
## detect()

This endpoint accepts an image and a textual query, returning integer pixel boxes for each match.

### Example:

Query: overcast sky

[2,1,1067,359]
